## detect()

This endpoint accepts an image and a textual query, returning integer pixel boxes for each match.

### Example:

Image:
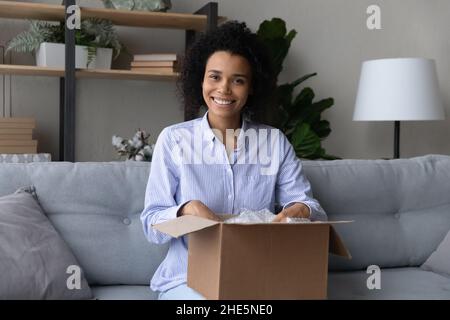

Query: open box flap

[152,215,220,238]
[329,225,352,259]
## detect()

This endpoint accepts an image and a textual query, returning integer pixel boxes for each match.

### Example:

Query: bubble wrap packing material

[224,208,310,224]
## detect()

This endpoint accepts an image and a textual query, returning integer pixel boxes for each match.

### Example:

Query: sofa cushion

[421,229,450,277]
[328,267,450,300]
[91,285,157,300]
[0,162,169,286]
[303,155,450,270]
[0,186,92,299]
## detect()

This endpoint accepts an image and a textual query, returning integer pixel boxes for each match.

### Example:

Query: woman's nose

[218,81,231,94]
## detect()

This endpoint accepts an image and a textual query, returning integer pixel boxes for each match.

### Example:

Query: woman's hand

[272,202,311,223]
[178,200,220,221]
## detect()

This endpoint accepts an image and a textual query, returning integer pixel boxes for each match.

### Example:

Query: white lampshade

[353,58,446,121]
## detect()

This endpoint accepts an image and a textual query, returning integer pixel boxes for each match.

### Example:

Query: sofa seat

[328,267,450,300]
[91,267,450,300]
[91,285,157,300]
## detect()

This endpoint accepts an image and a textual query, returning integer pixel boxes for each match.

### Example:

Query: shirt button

[123,218,131,225]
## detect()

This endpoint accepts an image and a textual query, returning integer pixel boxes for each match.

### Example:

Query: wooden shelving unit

[0,0,224,81]
[0,1,224,161]
[0,64,179,81]
[0,1,225,30]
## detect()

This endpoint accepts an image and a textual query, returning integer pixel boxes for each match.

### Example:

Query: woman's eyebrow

[207,70,248,78]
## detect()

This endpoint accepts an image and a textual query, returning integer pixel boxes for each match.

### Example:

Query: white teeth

[213,97,234,105]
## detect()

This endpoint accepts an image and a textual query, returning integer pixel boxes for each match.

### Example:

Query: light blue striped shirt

[140,112,327,293]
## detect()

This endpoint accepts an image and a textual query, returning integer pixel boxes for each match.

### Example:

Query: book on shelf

[0,118,43,155]
[0,140,38,154]
[0,146,37,154]
[0,134,32,140]
[133,53,178,62]
[131,67,176,73]
[131,61,177,68]
[0,128,33,135]
[0,140,37,146]
[0,117,35,124]
[0,117,36,129]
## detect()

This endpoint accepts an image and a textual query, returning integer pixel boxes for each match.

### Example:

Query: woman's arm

[140,128,187,244]
[274,132,327,221]
[140,128,220,244]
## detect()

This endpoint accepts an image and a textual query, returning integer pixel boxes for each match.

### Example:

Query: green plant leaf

[290,73,317,88]
[311,120,331,139]
[259,18,341,159]
[291,123,321,158]
[257,18,297,77]
[6,18,125,60]
[281,87,315,130]
[297,97,334,126]
[257,18,287,40]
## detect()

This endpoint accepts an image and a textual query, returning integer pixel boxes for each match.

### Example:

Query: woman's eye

[235,78,245,85]
[209,74,219,80]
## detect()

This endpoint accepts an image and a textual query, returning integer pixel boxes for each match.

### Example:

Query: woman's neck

[207,113,241,134]
[207,112,242,149]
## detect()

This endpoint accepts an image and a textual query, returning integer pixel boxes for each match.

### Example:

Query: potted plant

[112,129,155,161]
[256,18,340,160]
[101,0,172,12]
[6,18,124,69]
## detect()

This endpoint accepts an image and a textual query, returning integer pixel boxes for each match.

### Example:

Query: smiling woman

[202,51,252,142]
[140,21,327,300]
[179,21,276,122]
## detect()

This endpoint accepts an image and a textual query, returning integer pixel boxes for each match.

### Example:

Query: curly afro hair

[178,21,276,121]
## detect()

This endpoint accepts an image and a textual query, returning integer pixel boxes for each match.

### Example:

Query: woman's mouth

[212,97,236,106]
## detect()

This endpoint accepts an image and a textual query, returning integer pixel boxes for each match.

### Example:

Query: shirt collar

[200,111,216,142]
[200,111,248,144]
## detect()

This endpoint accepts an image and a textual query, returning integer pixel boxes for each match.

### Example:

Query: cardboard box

[153,215,351,300]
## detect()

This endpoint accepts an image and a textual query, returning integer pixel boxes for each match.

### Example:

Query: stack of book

[0,117,37,154]
[130,53,179,74]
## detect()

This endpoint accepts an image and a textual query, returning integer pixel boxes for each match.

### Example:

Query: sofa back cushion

[302,155,450,271]
[0,162,168,286]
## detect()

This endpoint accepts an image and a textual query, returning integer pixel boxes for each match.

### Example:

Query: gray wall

[1,0,449,161]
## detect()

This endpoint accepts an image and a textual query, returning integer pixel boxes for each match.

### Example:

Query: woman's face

[202,51,252,123]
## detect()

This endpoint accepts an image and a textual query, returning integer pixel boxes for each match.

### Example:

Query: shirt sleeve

[140,127,188,244]
[275,132,327,221]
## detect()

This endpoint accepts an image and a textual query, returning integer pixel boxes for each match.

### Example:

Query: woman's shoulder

[158,117,203,140]
[245,120,287,139]
[164,117,202,132]
[245,119,278,131]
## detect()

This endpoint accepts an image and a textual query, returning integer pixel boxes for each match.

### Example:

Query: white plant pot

[36,42,113,69]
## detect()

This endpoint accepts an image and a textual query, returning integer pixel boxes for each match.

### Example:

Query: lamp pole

[394,121,400,159]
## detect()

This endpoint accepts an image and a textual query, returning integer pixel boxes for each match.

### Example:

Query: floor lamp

[353,58,445,159]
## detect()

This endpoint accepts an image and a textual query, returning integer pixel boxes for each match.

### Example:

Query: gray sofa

[1,154,449,299]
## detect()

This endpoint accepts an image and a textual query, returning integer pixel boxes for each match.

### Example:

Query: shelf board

[0,64,63,77]
[0,1,226,31]
[0,64,179,81]
[77,68,179,81]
